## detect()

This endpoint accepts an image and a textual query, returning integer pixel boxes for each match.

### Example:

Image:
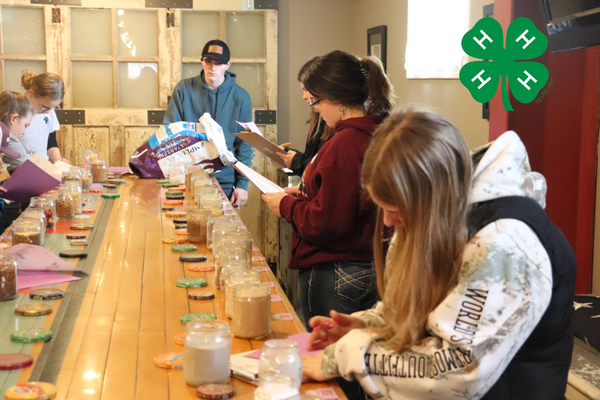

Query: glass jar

[225,270,262,319]
[56,187,75,219]
[23,209,47,240]
[186,165,203,190]
[187,209,210,243]
[219,258,249,292]
[200,198,223,211]
[38,196,56,229]
[184,320,231,387]
[207,215,232,250]
[81,166,93,190]
[12,220,43,246]
[233,283,271,339]
[90,160,108,183]
[196,188,220,206]
[61,170,80,185]
[254,372,299,400]
[193,177,213,196]
[83,149,99,168]
[190,170,209,199]
[66,181,83,215]
[0,254,17,301]
[214,246,249,288]
[169,162,186,184]
[258,340,302,389]
[212,222,240,255]
[223,230,253,261]
[29,197,48,230]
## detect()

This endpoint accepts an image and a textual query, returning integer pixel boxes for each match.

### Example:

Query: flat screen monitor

[539,0,600,52]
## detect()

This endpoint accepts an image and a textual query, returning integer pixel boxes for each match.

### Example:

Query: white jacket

[321,131,553,400]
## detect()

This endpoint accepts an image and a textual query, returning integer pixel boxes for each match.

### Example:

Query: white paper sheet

[236,121,264,137]
[233,161,283,194]
[30,153,70,180]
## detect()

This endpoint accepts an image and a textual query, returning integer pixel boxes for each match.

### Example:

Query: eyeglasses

[308,98,321,108]
[37,98,59,111]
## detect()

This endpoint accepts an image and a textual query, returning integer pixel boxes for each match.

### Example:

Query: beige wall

[278,0,353,148]
[278,0,491,150]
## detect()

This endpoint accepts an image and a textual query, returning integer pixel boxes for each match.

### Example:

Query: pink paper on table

[4,244,80,271]
[108,166,131,174]
[0,160,60,202]
[18,270,81,289]
[91,183,103,189]
[244,332,322,359]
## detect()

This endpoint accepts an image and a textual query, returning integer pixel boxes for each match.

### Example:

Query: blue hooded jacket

[163,70,254,192]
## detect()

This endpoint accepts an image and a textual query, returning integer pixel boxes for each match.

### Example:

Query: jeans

[298,261,379,330]
[298,261,378,400]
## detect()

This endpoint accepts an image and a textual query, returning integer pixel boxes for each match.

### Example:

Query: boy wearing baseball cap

[164,39,253,207]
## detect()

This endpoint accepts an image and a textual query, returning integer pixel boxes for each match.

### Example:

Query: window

[405,0,469,79]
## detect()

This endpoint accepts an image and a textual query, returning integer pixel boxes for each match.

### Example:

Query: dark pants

[298,261,378,400]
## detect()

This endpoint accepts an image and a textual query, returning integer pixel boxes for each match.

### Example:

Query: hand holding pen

[306,310,367,351]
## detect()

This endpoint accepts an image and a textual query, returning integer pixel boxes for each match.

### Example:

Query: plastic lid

[10,329,53,343]
[69,224,94,230]
[101,193,120,199]
[24,383,56,400]
[171,244,197,253]
[197,383,235,399]
[175,278,207,288]
[154,352,184,369]
[180,312,217,324]
[0,354,34,370]
[175,229,188,236]
[187,263,215,272]
[15,304,53,316]
[30,289,65,300]
[174,332,185,346]
[188,291,215,300]
[165,211,186,218]
[165,200,184,206]
[5,384,42,400]
[162,237,186,244]
[179,254,207,262]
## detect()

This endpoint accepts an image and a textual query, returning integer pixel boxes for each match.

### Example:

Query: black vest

[467,196,576,400]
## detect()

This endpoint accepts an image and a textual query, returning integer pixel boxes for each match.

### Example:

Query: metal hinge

[146,0,192,9]
[254,0,278,9]
[148,110,166,125]
[52,8,61,23]
[55,110,85,125]
[166,11,175,28]
[254,110,276,125]
[30,0,81,5]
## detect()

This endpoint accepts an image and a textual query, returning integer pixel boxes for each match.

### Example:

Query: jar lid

[196,383,235,399]
[188,291,215,300]
[171,244,197,253]
[165,211,186,218]
[166,191,184,196]
[0,354,34,370]
[174,224,187,230]
[154,352,184,369]
[175,229,188,236]
[180,312,217,324]
[10,329,53,343]
[162,183,179,188]
[167,195,185,200]
[102,184,117,189]
[162,207,175,211]
[179,254,207,262]
[187,263,215,272]
[70,223,94,230]
[157,179,170,184]
[101,193,120,199]
[15,304,53,316]
[173,217,187,224]
[24,382,56,400]
[162,237,187,244]
[5,384,42,400]
[107,179,125,184]
[70,239,88,246]
[165,200,184,206]
[66,234,86,239]
[175,278,207,288]
[59,250,88,258]
[30,289,65,300]
[174,332,185,346]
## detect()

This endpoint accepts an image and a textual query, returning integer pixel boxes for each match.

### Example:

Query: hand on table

[307,310,366,351]
[230,188,248,207]
[261,192,287,218]
[302,352,325,382]
[277,150,296,169]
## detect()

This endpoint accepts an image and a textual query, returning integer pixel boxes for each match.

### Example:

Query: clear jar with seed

[0,254,17,301]
[38,195,56,229]
[207,215,232,251]
[23,209,46,244]
[223,230,253,261]
[232,283,271,339]
[81,166,93,190]
[187,209,210,243]
[56,187,75,219]
[66,181,83,215]
[12,220,43,246]
[225,269,261,318]
[90,160,108,183]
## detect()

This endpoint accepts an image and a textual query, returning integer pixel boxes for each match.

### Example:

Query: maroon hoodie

[279,114,385,270]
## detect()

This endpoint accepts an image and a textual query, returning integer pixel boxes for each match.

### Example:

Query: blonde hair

[0,90,34,127]
[361,109,473,351]
[21,71,64,100]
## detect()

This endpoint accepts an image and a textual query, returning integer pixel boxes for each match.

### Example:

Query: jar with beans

[0,254,17,301]
[90,160,108,183]
[56,187,75,219]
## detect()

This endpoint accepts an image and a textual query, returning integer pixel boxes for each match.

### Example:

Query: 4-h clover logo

[460,17,549,111]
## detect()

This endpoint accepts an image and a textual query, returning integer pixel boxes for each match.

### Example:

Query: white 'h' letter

[517,70,537,90]
[516,29,536,49]
[472,70,491,89]
[474,30,493,49]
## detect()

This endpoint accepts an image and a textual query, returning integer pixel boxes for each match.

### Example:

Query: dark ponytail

[303,50,394,116]
[360,57,394,115]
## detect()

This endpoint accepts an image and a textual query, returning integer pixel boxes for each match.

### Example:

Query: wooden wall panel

[237,150,266,254]
[73,126,109,163]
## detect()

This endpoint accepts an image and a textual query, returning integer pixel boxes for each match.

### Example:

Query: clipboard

[235,130,285,167]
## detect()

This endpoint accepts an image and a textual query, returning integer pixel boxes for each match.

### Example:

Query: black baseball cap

[201,40,230,64]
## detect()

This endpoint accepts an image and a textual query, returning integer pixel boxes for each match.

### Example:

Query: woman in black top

[278,57,334,176]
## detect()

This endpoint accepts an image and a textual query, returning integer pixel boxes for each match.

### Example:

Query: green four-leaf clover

[460,17,549,111]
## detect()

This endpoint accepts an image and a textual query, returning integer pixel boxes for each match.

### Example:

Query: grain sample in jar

[56,187,75,218]
[187,209,210,243]
[212,221,240,255]
[12,220,43,246]
[214,246,248,288]
[61,170,80,185]
[169,162,186,184]
[66,181,83,215]
[83,149,98,168]
[38,196,56,229]
[81,167,93,190]
[225,269,261,318]
[0,254,18,302]
[223,230,253,261]
[186,166,203,191]
[232,283,271,339]
[207,215,232,250]
[219,259,249,293]
[23,209,46,245]
[184,320,231,387]
[90,160,108,183]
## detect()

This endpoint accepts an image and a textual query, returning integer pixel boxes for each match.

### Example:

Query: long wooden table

[0,178,345,400]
